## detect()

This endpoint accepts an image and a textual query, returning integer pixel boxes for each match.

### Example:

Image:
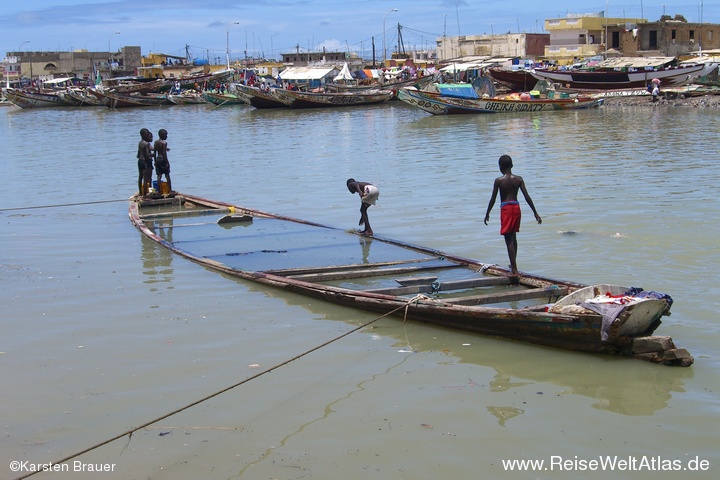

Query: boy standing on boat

[346,179,379,237]
[484,155,541,276]
[137,128,154,197]
[154,129,172,193]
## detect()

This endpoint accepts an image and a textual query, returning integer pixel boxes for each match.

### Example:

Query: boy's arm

[484,181,499,225]
[519,180,542,224]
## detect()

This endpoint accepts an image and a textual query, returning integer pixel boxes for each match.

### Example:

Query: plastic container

[160,182,170,194]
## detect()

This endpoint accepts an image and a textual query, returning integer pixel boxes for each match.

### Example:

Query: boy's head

[158,129,167,139]
[498,155,513,172]
[346,178,356,193]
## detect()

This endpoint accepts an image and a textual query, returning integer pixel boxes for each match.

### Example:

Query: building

[280,48,355,67]
[436,33,549,62]
[632,15,720,57]
[543,12,639,64]
[543,12,720,64]
[2,46,142,84]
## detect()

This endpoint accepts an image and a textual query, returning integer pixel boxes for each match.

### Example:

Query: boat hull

[4,88,67,108]
[530,62,717,90]
[396,88,602,115]
[270,89,394,109]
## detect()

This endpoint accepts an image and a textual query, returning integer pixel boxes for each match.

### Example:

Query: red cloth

[500,202,521,235]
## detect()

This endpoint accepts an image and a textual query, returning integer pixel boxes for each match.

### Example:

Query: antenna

[456,3,461,35]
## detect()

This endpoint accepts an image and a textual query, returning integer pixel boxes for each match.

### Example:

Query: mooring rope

[0,199,127,213]
[13,296,428,479]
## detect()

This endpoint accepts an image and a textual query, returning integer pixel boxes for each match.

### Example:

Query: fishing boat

[488,67,539,92]
[167,91,208,105]
[3,88,67,108]
[269,88,394,109]
[201,91,248,106]
[128,192,692,366]
[396,87,602,115]
[326,73,437,94]
[530,60,717,90]
[94,90,172,108]
[233,84,291,109]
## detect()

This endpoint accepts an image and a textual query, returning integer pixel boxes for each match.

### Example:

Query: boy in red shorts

[484,155,542,276]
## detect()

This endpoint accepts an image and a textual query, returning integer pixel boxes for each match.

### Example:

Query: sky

[2,1,717,63]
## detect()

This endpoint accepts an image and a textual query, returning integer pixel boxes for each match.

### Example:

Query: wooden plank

[438,286,569,306]
[286,262,464,282]
[139,207,231,220]
[395,276,438,286]
[262,257,440,276]
[364,276,510,295]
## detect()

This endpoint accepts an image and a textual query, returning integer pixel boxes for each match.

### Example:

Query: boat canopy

[333,62,354,81]
[435,83,479,99]
[278,67,339,81]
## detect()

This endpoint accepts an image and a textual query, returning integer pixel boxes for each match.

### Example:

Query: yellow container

[160,181,170,194]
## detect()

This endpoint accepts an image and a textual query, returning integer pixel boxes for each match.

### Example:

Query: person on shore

[346,178,379,237]
[137,128,154,197]
[651,83,660,102]
[153,128,172,193]
[483,155,542,277]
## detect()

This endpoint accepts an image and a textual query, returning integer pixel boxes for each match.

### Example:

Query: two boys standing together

[137,128,172,197]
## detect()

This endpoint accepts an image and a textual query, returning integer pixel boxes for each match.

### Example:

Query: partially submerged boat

[129,193,692,366]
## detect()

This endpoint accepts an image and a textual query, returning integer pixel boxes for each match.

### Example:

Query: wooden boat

[326,74,437,94]
[95,90,172,108]
[396,87,603,115]
[201,91,248,106]
[128,192,693,366]
[269,88,394,109]
[488,68,539,92]
[233,84,290,109]
[3,88,67,108]
[530,61,717,90]
[101,77,169,94]
[167,92,208,105]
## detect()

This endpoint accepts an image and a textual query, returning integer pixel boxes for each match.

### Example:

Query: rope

[0,199,127,213]
[13,297,424,479]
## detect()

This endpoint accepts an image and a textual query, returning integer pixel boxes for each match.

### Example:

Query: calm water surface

[1,101,719,479]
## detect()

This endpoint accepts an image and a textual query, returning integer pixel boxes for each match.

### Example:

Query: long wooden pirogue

[129,193,693,366]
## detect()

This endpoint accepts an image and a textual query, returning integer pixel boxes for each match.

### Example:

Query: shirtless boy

[137,128,154,197]
[346,178,379,237]
[153,129,172,192]
[483,155,542,276]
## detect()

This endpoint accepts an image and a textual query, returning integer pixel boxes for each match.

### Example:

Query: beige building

[436,33,549,62]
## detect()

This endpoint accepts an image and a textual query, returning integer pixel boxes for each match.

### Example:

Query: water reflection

[445,340,693,417]
[358,235,373,263]
[140,221,175,285]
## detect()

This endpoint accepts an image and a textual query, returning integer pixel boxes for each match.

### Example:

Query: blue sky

[2,1,716,62]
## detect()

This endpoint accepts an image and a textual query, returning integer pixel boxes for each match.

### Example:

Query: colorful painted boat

[269,89,394,109]
[396,87,603,115]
